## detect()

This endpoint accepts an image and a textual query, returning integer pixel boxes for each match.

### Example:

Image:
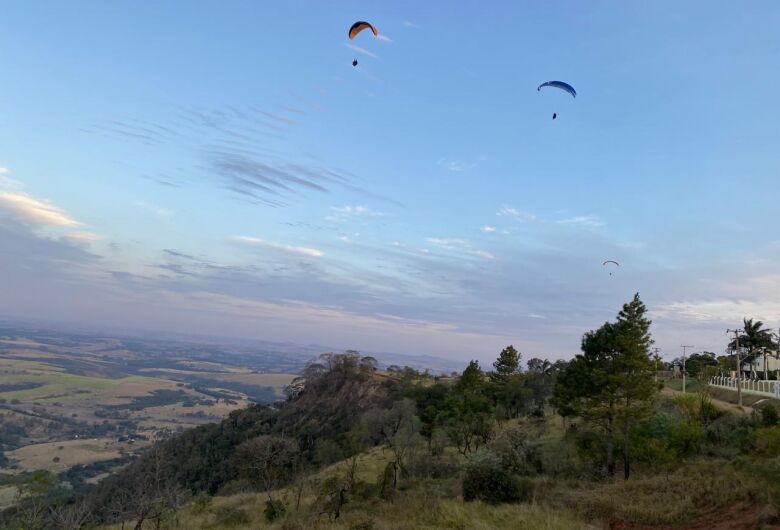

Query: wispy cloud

[403,20,420,29]
[653,299,780,323]
[425,237,495,260]
[207,150,349,207]
[497,206,536,222]
[328,205,384,220]
[377,35,393,43]
[63,231,101,244]
[344,44,378,58]
[232,235,324,257]
[472,249,496,260]
[481,225,496,233]
[0,192,80,227]
[134,201,174,221]
[337,232,359,243]
[437,157,482,173]
[557,215,604,228]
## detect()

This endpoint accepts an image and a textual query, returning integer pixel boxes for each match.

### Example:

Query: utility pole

[680,345,694,393]
[652,348,661,383]
[727,329,744,408]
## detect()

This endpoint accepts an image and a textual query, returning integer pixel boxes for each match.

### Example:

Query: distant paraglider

[603,260,619,276]
[538,81,576,120]
[348,21,378,67]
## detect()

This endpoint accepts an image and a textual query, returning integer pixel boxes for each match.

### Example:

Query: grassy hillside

[6,351,780,530]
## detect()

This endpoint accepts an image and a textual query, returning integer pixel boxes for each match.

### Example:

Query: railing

[709,376,780,398]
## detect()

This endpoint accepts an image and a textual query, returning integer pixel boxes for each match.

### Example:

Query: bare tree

[365,398,422,488]
[234,435,298,504]
[48,497,92,530]
[120,444,187,530]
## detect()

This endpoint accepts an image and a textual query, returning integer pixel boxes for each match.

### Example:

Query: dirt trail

[660,387,753,414]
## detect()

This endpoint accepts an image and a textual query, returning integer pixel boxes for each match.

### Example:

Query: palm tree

[729,318,775,379]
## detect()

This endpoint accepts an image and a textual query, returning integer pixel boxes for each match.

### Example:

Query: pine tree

[490,345,521,383]
[552,293,657,479]
[612,293,656,479]
[456,360,484,394]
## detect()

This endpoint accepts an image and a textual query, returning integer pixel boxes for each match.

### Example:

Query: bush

[753,427,780,457]
[574,429,607,473]
[351,479,379,500]
[264,498,287,522]
[406,453,460,479]
[759,404,779,427]
[462,451,533,504]
[704,414,756,455]
[668,422,702,457]
[213,506,250,527]
[489,425,542,476]
[191,492,212,514]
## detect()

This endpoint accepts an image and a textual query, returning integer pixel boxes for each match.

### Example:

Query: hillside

[5,353,780,529]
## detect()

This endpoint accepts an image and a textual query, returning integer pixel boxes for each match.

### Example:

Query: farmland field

[0,325,299,493]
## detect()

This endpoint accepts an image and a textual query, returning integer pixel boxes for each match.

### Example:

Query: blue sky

[1,1,779,364]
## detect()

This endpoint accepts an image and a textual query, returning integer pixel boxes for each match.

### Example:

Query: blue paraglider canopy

[537,81,577,98]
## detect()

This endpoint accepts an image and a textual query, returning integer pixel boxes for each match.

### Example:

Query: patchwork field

[0,326,298,491]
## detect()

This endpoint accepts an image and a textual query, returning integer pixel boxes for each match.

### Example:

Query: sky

[1,1,779,365]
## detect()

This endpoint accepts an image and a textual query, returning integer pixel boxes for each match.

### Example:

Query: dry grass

[554,459,764,526]
[5,438,139,473]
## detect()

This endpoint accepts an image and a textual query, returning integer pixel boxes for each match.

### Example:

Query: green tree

[448,360,494,453]
[684,352,717,379]
[410,383,457,453]
[612,293,657,479]
[456,360,485,394]
[491,346,521,383]
[552,293,657,479]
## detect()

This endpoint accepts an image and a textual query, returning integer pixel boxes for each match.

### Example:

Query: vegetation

[1,295,779,529]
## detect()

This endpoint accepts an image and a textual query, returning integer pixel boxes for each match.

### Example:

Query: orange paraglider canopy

[349,21,378,39]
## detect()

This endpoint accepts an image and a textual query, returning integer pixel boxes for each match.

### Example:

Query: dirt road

[660,387,753,414]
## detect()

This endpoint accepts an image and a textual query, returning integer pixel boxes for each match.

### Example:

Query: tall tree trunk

[606,417,615,477]
[623,420,631,480]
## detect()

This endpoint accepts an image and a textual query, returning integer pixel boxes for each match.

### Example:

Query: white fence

[709,376,780,399]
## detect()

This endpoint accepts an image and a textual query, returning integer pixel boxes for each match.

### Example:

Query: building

[740,351,780,380]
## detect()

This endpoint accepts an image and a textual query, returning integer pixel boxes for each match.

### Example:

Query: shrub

[489,425,542,476]
[668,422,702,457]
[704,414,756,455]
[191,492,212,514]
[213,506,250,527]
[759,404,779,427]
[406,453,460,479]
[264,499,287,522]
[351,479,379,500]
[462,450,533,504]
[574,429,607,473]
[753,427,780,457]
